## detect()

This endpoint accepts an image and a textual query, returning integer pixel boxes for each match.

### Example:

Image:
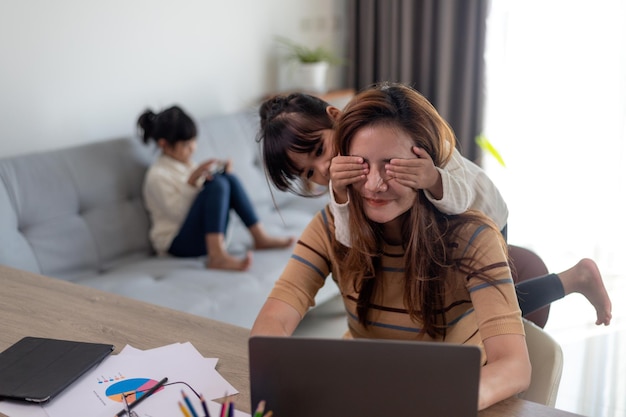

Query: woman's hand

[329,155,367,204]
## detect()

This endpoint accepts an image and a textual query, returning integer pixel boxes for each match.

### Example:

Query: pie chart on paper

[105,378,165,403]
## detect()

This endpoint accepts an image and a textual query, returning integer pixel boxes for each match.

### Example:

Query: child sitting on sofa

[138,105,293,271]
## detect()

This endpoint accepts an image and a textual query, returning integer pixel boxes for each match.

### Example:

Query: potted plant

[276,36,343,94]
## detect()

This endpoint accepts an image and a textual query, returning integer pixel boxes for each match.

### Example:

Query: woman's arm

[462,223,531,410]
[251,207,336,336]
[478,333,531,410]
[250,298,303,337]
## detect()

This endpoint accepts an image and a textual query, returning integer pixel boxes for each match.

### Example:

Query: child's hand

[223,159,233,173]
[387,147,443,198]
[189,159,220,185]
[329,155,367,204]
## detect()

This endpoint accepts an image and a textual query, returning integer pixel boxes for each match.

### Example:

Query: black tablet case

[0,336,114,403]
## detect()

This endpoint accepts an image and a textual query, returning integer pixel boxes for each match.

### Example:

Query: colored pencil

[200,394,211,417]
[179,401,192,417]
[182,390,199,417]
[253,400,265,417]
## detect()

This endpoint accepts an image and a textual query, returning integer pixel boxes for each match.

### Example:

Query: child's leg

[510,245,612,326]
[222,173,294,249]
[168,187,214,258]
[205,233,251,271]
[181,177,251,271]
[509,244,554,327]
[556,258,612,326]
[515,274,563,317]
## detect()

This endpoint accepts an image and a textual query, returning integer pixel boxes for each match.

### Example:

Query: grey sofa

[0,107,337,329]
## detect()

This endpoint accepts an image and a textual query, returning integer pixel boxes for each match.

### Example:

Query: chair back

[519,318,563,407]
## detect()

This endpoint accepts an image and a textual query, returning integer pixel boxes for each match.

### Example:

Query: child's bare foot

[559,258,612,325]
[249,224,295,250]
[254,235,295,250]
[207,251,252,271]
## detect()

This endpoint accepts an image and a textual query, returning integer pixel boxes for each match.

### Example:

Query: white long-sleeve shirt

[142,155,200,254]
[331,147,508,246]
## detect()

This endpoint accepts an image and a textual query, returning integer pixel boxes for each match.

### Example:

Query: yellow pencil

[262,411,273,417]
[179,400,192,417]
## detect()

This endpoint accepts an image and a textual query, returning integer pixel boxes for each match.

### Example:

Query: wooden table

[0,265,583,417]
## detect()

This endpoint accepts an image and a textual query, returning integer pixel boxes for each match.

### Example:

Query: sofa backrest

[0,137,154,280]
[194,107,276,206]
[0,108,276,281]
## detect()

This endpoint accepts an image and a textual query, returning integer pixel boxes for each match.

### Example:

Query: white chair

[518,318,564,407]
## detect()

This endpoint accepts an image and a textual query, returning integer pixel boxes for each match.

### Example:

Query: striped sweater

[267,205,524,364]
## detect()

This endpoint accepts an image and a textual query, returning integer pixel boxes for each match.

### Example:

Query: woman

[252,83,532,410]
[138,105,292,271]
[256,90,612,326]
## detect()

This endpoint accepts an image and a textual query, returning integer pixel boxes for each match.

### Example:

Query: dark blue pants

[168,173,259,257]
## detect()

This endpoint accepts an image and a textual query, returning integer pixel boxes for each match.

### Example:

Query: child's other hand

[329,155,367,204]
[387,147,442,198]
[223,159,233,173]
[190,159,219,185]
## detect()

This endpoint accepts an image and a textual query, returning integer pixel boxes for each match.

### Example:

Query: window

[482,0,626,275]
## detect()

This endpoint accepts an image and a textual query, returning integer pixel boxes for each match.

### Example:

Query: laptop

[249,336,481,417]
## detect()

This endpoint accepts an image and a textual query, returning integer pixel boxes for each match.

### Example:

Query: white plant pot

[295,61,330,94]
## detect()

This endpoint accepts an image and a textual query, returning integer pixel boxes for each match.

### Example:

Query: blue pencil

[182,390,199,417]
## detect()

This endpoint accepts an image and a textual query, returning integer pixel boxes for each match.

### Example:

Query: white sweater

[331,147,508,246]
[142,155,200,254]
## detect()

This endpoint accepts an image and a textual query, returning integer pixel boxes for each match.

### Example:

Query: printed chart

[105,378,165,403]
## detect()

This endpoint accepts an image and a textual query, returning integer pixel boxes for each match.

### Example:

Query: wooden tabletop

[0,265,583,417]
[0,265,251,413]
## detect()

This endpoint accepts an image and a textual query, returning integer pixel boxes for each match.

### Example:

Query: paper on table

[40,342,238,417]
[118,342,219,369]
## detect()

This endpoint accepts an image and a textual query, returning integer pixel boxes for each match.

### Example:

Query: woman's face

[349,124,417,225]
[287,129,336,186]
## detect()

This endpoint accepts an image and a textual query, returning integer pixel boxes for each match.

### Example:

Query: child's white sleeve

[328,180,352,247]
[423,147,473,215]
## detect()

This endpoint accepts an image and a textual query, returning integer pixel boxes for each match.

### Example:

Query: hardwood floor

[294,270,626,417]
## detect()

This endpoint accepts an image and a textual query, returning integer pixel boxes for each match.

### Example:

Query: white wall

[0,0,347,157]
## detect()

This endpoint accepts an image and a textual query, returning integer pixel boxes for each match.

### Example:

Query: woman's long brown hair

[334,82,504,338]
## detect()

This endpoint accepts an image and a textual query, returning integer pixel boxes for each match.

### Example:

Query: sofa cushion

[76,248,339,329]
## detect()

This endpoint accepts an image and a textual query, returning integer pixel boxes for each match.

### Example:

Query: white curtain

[483,3,626,415]
[483,0,626,276]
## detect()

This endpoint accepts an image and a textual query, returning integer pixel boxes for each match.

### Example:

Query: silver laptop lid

[249,336,480,417]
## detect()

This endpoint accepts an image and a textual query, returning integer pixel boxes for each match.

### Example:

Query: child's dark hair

[256,93,333,196]
[137,105,197,146]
